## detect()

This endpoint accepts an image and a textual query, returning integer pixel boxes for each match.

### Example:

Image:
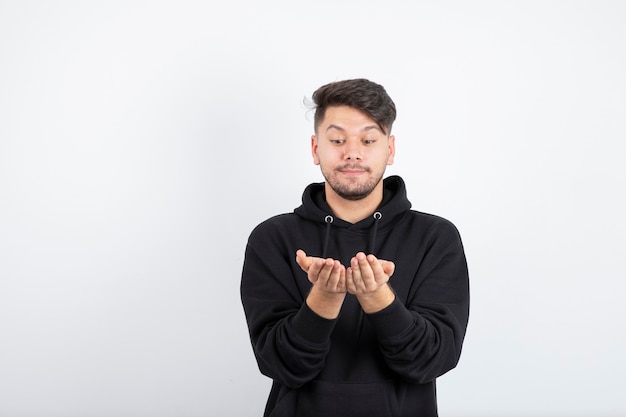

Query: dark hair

[311,78,397,135]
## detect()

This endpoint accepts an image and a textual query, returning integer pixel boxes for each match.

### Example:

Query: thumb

[381,260,395,277]
[295,249,311,272]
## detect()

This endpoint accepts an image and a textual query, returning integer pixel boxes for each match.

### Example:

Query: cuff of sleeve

[366,297,415,341]
[292,302,337,345]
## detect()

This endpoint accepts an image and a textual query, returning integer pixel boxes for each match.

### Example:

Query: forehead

[319,106,381,132]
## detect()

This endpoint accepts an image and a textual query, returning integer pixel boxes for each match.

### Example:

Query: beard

[322,165,385,201]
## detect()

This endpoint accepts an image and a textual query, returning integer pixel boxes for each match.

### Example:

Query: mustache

[336,164,370,172]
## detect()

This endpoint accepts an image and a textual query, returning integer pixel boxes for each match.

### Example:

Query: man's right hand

[296,249,347,319]
[296,249,347,293]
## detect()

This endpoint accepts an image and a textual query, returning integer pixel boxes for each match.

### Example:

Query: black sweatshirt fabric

[240,175,470,417]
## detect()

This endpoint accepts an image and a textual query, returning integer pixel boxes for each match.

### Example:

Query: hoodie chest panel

[373,220,433,306]
[317,220,431,305]
[329,218,428,306]
[324,230,371,266]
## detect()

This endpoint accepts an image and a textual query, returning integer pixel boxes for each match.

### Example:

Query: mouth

[338,165,369,175]
[338,168,367,176]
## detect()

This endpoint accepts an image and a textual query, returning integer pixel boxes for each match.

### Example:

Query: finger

[295,249,311,272]
[337,267,347,292]
[356,253,377,290]
[346,267,357,294]
[327,260,341,288]
[327,261,346,292]
[316,258,336,288]
[367,254,387,285]
[380,260,395,277]
[350,256,367,292]
[307,257,326,283]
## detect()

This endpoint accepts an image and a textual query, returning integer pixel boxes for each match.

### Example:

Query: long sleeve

[366,218,470,384]
[240,219,336,389]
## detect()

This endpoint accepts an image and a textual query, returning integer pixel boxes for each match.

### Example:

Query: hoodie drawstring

[369,211,382,254]
[322,215,334,258]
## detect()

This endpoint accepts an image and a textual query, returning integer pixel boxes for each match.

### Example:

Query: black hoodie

[241,176,470,417]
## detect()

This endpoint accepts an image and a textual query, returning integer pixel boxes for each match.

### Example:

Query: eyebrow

[325,124,383,133]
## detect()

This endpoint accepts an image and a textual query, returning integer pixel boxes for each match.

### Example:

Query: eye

[363,139,376,145]
[330,139,345,144]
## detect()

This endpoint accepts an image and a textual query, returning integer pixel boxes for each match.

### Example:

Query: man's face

[312,105,395,201]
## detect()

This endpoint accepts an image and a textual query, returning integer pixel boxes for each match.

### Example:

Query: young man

[240,79,469,417]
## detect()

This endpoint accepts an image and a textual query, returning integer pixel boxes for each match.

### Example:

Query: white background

[1,1,625,416]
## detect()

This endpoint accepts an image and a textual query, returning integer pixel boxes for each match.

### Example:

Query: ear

[311,135,320,165]
[386,135,396,165]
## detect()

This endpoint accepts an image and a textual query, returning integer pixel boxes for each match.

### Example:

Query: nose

[344,141,362,160]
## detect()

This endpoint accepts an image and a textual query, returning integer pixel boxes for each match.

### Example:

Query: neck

[325,182,384,224]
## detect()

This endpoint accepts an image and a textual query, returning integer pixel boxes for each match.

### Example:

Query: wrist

[356,284,395,314]
[306,286,346,319]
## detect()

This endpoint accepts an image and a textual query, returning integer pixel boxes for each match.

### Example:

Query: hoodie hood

[294,175,412,257]
[294,175,412,227]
